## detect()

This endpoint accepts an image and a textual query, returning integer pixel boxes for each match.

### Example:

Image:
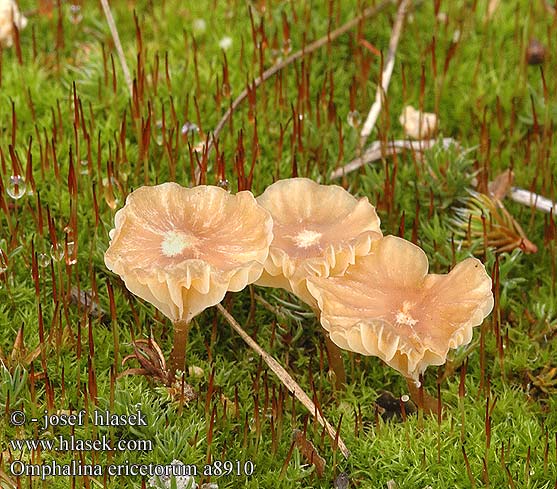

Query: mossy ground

[0,0,556,488]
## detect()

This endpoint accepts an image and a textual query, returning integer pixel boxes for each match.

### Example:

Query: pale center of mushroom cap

[161,230,197,257]
[293,229,322,248]
[395,301,418,327]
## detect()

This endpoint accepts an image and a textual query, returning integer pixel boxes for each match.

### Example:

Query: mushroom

[306,235,494,380]
[0,0,27,47]
[255,177,382,387]
[255,177,382,308]
[104,182,273,375]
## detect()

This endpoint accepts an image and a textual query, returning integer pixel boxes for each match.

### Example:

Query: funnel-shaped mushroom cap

[307,235,494,379]
[105,183,273,322]
[255,178,382,306]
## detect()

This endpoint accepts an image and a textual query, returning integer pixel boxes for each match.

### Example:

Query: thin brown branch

[100,0,133,97]
[359,0,411,148]
[200,0,394,182]
[217,303,350,459]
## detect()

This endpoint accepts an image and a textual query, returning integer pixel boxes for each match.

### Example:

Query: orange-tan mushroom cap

[104,183,273,322]
[255,178,382,306]
[306,235,494,379]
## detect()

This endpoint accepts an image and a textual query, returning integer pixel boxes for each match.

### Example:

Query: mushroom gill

[105,182,273,374]
[255,177,383,308]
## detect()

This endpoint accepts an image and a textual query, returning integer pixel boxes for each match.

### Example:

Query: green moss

[0,0,556,487]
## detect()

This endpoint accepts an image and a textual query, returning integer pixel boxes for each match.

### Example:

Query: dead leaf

[69,287,107,323]
[38,0,55,18]
[292,429,326,477]
[334,472,350,489]
[488,169,514,201]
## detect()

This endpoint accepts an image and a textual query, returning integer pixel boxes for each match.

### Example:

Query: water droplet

[436,12,448,24]
[80,159,90,175]
[271,49,283,64]
[181,122,199,136]
[102,176,120,210]
[69,4,83,24]
[347,110,361,128]
[38,253,50,268]
[193,141,206,153]
[50,243,65,262]
[219,36,233,50]
[193,18,206,33]
[65,241,77,266]
[414,380,421,388]
[0,249,8,273]
[6,175,27,200]
[155,120,164,146]
[217,179,229,191]
[119,161,131,180]
[282,38,292,55]
[401,394,410,403]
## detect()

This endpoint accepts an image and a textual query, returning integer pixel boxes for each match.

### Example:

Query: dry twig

[359,0,411,148]
[217,303,350,459]
[509,188,557,214]
[100,0,133,97]
[199,0,395,182]
[330,137,456,179]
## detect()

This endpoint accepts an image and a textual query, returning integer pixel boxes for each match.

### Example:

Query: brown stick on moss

[217,303,350,459]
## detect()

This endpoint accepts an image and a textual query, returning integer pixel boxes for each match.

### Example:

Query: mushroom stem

[405,377,443,417]
[312,307,347,390]
[324,333,347,390]
[170,319,190,378]
[315,328,346,390]
[217,303,351,459]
